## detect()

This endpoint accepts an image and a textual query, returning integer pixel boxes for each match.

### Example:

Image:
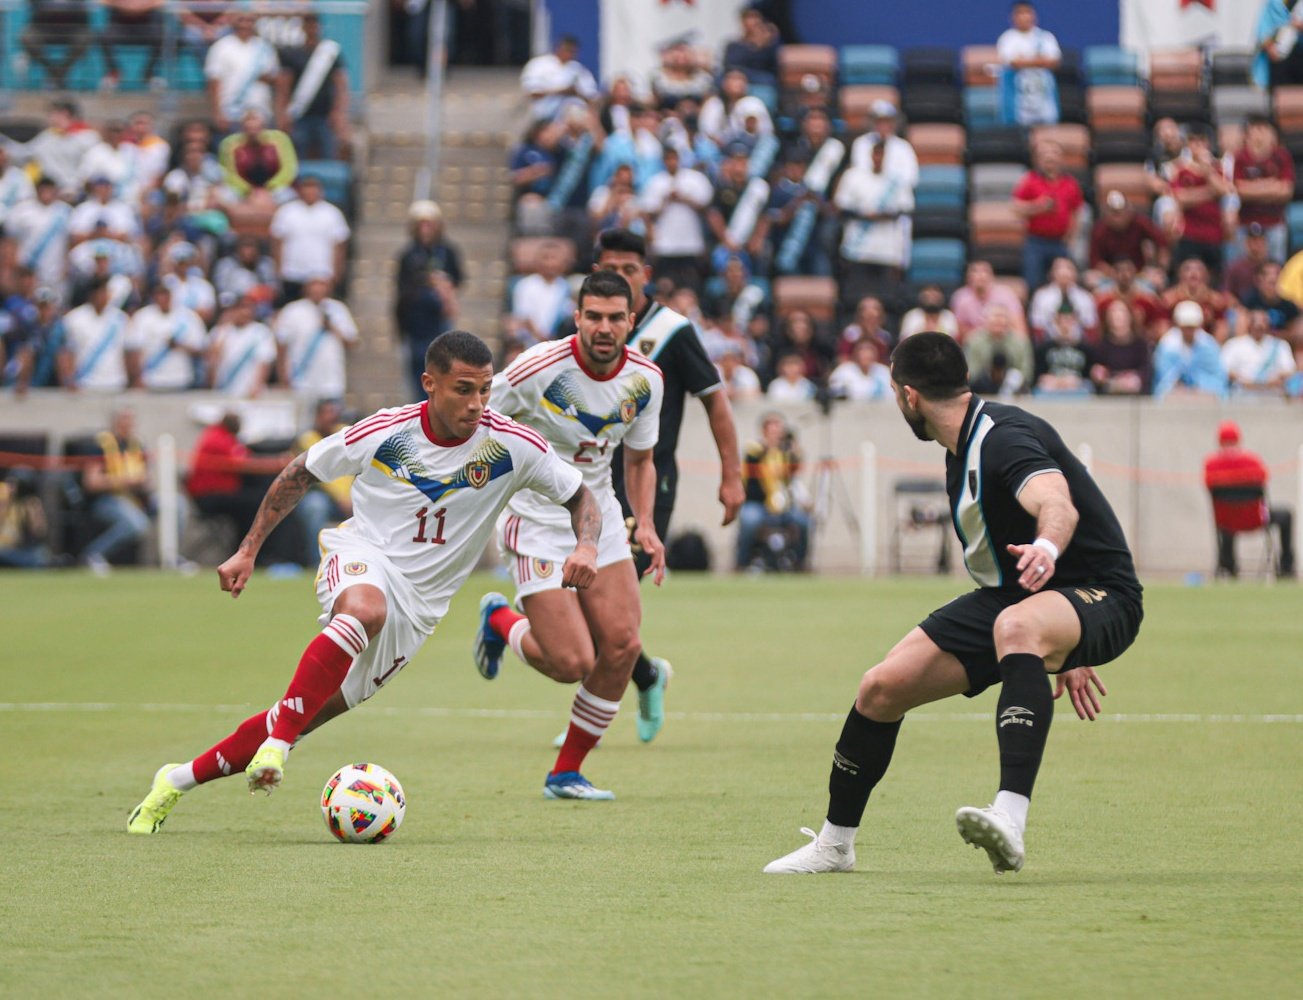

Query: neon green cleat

[127,763,186,835]
[636,658,673,743]
[246,745,286,795]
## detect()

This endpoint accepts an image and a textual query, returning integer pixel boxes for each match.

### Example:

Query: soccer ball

[321,763,406,843]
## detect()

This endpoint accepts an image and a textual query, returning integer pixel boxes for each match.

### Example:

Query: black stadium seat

[967,126,1027,164]
[912,206,968,241]
[1056,82,1088,125]
[1053,49,1082,88]
[903,47,958,86]
[970,244,1023,277]
[902,83,964,124]
[1149,90,1210,126]
[1091,130,1151,164]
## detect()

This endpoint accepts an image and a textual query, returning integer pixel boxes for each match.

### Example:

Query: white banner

[599,0,744,92]
[1120,0,1259,58]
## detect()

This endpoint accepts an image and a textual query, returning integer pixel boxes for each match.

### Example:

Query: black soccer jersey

[946,397,1141,599]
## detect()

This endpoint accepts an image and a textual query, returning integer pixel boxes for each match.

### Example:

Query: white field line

[0,703,1300,724]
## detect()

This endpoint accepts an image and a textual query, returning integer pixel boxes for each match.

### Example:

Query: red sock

[267,614,369,745]
[489,604,525,640]
[191,708,273,784]
[552,686,620,775]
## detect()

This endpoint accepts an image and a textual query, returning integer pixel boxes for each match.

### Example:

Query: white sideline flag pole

[157,434,179,570]
[860,441,877,576]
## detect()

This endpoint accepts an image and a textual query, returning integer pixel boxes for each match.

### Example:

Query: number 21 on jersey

[574,439,609,464]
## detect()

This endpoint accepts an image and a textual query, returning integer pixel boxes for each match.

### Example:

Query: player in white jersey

[128,280,207,391]
[127,331,602,834]
[473,270,666,801]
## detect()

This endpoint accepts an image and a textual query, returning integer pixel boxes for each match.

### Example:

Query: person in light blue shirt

[1153,299,1228,399]
[1254,0,1303,89]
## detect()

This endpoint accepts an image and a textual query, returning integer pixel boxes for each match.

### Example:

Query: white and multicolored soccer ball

[321,763,406,843]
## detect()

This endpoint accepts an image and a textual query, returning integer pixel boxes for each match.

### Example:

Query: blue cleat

[474,592,509,680]
[636,658,673,743]
[543,771,615,800]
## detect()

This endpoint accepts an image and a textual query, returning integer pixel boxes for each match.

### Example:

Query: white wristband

[1032,537,1060,562]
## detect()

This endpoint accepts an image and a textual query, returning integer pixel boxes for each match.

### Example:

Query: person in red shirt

[1012,140,1083,290]
[1165,126,1232,281]
[1095,258,1166,345]
[1203,420,1294,578]
[1162,257,1231,341]
[1233,116,1294,262]
[1089,190,1167,282]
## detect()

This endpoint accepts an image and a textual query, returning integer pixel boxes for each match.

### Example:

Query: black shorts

[918,583,1143,698]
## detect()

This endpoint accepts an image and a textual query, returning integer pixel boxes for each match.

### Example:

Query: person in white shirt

[828,338,892,401]
[1222,309,1297,395]
[997,1,1062,126]
[6,177,72,291]
[849,101,919,192]
[508,240,574,347]
[58,278,137,392]
[162,242,217,326]
[833,138,915,307]
[0,145,36,229]
[716,343,762,401]
[125,331,601,826]
[205,12,280,133]
[1029,257,1098,340]
[276,271,358,399]
[208,291,277,397]
[129,279,207,391]
[766,352,817,403]
[68,175,139,246]
[123,112,171,194]
[77,121,129,195]
[899,284,961,340]
[270,174,350,301]
[639,144,713,293]
[162,142,224,214]
[520,35,599,123]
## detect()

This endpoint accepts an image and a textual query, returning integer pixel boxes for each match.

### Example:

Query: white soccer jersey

[7,200,70,287]
[130,303,207,391]
[276,297,358,398]
[306,402,582,631]
[1222,334,1296,387]
[490,336,664,529]
[211,321,276,397]
[62,303,135,391]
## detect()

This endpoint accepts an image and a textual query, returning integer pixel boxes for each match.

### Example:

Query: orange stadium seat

[968,203,1025,248]
[840,85,901,133]
[778,45,838,90]
[1218,123,1245,157]
[1030,124,1091,170]
[1093,164,1151,209]
[772,276,838,323]
[1273,87,1303,132]
[1087,86,1146,131]
[961,45,1002,88]
[907,123,966,165]
[1148,48,1203,92]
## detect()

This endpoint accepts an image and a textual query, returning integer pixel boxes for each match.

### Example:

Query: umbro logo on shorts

[999,706,1035,729]
[1074,588,1108,604]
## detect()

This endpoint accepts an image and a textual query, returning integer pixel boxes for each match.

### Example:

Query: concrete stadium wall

[3,393,1300,578]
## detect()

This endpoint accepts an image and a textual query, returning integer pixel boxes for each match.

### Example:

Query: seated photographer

[735,413,811,572]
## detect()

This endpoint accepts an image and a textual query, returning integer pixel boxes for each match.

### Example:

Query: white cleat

[762,827,855,874]
[955,805,1026,874]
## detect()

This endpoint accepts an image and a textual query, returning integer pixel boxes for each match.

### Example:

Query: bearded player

[473,270,666,800]
[127,331,601,833]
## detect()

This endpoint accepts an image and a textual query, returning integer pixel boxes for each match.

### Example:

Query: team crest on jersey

[619,398,637,424]
[639,338,656,356]
[464,459,490,489]
[541,370,653,435]
[533,558,554,579]
[372,431,512,503]
[344,561,368,575]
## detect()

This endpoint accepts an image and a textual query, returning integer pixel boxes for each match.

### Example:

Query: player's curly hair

[577,270,633,310]
[890,332,969,400]
[425,330,492,373]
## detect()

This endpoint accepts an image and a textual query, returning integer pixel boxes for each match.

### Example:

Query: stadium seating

[1087,86,1146,131]
[902,47,958,87]
[907,238,966,286]
[778,45,838,90]
[1084,46,1140,87]
[1212,87,1270,127]
[907,123,966,165]
[1149,90,1210,126]
[972,244,1024,276]
[840,45,898,86]
[772,276,838,323]
[1148,48,1204,92]
[1210,48,1254,87]
[969,163,1025,203]
[968,203,1025,248]
[901,83,964,125]
[749,82,779,115]
[1031,124,1091,169]
[840,85,901,133]
[915,165,967,209]
[1092,130,1151,164]
[963,87,1001,130]
[912,206,967,241]
[1287,203,1303,252]
[1094,164,1151,208]
[966,126,1026,164]
[1056,82,1088,125]
[961,45,1001,88]
[1273,87,1303,131]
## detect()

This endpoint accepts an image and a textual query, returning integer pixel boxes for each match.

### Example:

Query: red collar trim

[420,401,471,447]
[570,336,627,382]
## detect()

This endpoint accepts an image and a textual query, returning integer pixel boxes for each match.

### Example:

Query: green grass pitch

[2,571,1300,998]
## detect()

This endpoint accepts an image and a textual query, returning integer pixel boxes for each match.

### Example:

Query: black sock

[630,651,658,692]
[996,654,1054,798]
[827,706,901,827]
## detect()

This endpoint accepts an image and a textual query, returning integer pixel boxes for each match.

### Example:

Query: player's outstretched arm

[1006,471,1078,593]
[624,445,666,585]
[701,390,744,526]
[560,484,601,589]
[217,453,319,598]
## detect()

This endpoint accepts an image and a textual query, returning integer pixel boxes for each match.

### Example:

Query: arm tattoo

[237,453,318,556]
[564,485,602,549]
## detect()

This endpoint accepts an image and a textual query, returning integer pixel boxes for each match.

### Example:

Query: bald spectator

[1089,190,1167,282]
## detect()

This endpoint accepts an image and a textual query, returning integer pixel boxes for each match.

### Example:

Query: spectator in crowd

[293,398,354,567]
[162,141,226,242]
[69,175,139,247]
[640,145,713,293]
[0,145,35,233]
[1203,419,1295,578]
[592,104,664,194]
[705,253,770,359]
[20,1,93,90]
[1223,308,1297,395]
[1095,258,1166,344]
[1029,256,1097,341]
[58,277,135,392]
[833,137,914,310]
[766,351,817,402]
[716,341,763,402]
[395,200,461,397]
[178,1,229,62]
[1147,117,1185,185]
[8,101,100,199]
[650,38,714,110]
[772,308,834,385]
[951,259,1028,340]
[966,304,1034,396]
[0,471,54,569]
[1162,257,1231,342]
[510,118,558,227]
[1089,190,1167,282]
[997,1,1062,126]
[1224,222,1273,303]
[213,234,277,305]
[76,120,127,195]
[276,271,357,400]
[722,5,781,83]
[1033,305,1094,395]
[1237,260,1302,341]
[719,95,775,158]
[1255,1,1303,87]
[790,104,841,165]
[270,174,349,303]
[838,294,894,359]
[207,291,276,397]
[128,278,206,391]
[596,74,639,137]
[161,241,217,325]
[546,104,602,259]
[0,269,43,395]
[767,147,835,278]
[661,97,723,177]
[849,101,919,195]
[1162,126,1231,280]
[276,12,350,161]
[206,12,280,134]
[1090,299,1152,395]
[79,407,152,573]
[828,337,892,401]
[587,162,643,235]
[1012,140,1082,289]
[900,284,960,340]
[707,144,770,272]
[219,109,299,227]
[699,70,754,148]
[99,0,166,91]
[520,35,598,123]
[736,413,809,572]
[507,239,573,348]
[1233,116,1295,263]
[1153,299,1228,399]
[4,177,72,293]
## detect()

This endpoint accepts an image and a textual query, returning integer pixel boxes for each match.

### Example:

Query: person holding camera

[735,413,810,571]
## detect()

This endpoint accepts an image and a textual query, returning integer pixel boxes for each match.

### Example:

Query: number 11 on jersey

[412,506,447,544]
